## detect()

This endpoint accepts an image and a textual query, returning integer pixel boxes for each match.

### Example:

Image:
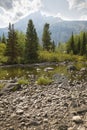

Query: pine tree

[51,40,55,52]
[0,36,1,43]
[42,23,52,51]
[2,33,6,44]
[77,37,81,55]
[25,19,38,63]
[67,32,75,54]
[80,32,87,55]
[6,23,20,64]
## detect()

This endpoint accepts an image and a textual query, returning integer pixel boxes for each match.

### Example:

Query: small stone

[68,127,74,130]
[9,126,14,130]
[77,126,85,130]
[43,118,48,123]
[47,97,52,102]
[10,113,16,118]
[72,116,83,124]
[16,109,23,114]
[29,120,40,126]
[1,111,5,114]
[58,125,68,130]
[44,67,54,72]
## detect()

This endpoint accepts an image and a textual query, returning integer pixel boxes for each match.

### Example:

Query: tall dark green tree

[80,32,87,55]
[42,23,52,51]
[1,33,6,44]
[25,19,39,63]
[77,37,81,55]
[67,32,75,54]
[0,36,1,43]
[6,23,20,64]
[51,40,55,52]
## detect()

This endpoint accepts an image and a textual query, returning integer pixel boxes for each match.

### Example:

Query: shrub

[36,76,52,85]
[18,79,29,85]
[38,50,85,63]
[12,84,21,92]
[0,83,4,90]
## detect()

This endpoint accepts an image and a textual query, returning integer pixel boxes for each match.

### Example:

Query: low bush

[0,83,4,90]
[36,76,52,85]
[38,51,84,62]
[18,79,29,85]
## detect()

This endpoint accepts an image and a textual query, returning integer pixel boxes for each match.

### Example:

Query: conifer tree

[25,19,38,63]
[77,37,81,55]
[42,23,52,51]
[51,40,55,52]
[67,32,75,54]
[2,33,6,44]
[0,36,1,43]
[6,23,20,64]
[80,32,87,55]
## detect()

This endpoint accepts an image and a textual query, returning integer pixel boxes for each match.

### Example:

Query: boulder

[67,65,77,72]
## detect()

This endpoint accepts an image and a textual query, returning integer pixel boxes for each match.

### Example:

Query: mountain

[0,11,87,44]
[15,11,62,32]
[50,21,87,44]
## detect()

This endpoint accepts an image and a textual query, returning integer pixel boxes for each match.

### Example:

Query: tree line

[0,19,87,64]
[66,32,87,56]
[0,20,55,64]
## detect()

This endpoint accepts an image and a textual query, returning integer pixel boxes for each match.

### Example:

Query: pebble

[0,73,87,129]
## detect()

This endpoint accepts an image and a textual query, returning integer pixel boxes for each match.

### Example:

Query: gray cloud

[67,0,86,9]
[0,0,42,28]
[0,0,13,10]
[67,0,87,20]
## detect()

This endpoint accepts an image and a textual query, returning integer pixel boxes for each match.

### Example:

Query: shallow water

[0,62,87,81]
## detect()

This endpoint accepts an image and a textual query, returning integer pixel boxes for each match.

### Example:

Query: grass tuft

[36,76,52,85]
[18,79,29,85]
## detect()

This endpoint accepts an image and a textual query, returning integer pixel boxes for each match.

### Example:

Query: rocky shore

[0,73,87,130]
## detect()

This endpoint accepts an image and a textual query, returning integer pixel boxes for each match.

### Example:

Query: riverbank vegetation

[0,19,87,65]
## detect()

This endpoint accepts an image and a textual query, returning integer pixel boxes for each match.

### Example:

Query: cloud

[0,0,42,28]
[80,15,87,20]
[67,0,86,10]
[0,0,13,10]
[67,0,87,20]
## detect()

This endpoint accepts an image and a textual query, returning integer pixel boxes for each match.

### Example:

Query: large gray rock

[67,65,77,72]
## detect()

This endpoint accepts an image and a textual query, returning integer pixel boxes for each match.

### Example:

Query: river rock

[44,67,54,72]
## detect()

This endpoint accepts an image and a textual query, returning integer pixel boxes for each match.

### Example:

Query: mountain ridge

[0,12,87,43]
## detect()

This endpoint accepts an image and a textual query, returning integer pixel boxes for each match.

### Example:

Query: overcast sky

[0,0,87,28]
